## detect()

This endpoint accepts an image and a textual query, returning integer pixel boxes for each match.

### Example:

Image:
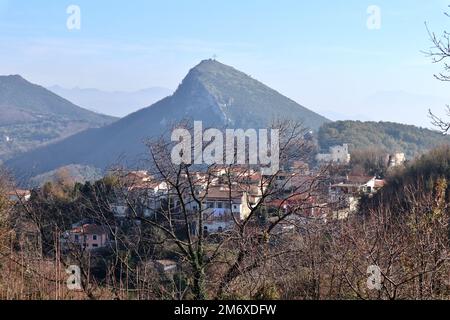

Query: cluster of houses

[316,144,406,170]
[328,175,385,219]
[111,168,265,235]
[94,159,388,246]
[5,145,405,255]
[0,144,409,280]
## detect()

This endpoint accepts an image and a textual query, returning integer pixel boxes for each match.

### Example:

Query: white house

[154,260,177,275]
[199,186,256,234]
[317,144,351,165]
[111,203,128,218]
[389,153,406,168]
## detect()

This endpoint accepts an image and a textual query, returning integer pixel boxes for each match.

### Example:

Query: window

[93,235,98,241]
[217,202,223,209]
[92,244,99,248]
[74,235,79,241]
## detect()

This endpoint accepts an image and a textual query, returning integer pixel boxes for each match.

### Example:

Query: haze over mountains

[3,60,449,185]
[320,91,449,129]
[6,59,330,178]
[358,91,449,129]
[0,75,116,162]
[48,86,172,118]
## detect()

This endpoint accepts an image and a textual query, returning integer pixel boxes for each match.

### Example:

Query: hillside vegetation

[0,75,116,161]
[318,121,450,158]
[361,146,450,213]
[6,60,329,178]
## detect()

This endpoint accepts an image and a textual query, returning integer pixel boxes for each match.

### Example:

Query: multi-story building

[64,224,110,251]
[316,144,351,165]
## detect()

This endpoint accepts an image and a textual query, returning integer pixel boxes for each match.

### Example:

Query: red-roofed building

[64,224,110,250]
[7,189,31,202]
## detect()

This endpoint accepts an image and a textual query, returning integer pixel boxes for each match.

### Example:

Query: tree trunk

[192,267,207,300]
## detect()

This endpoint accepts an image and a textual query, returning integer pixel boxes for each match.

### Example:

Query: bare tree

[425,9,450,133]
[90,120,328,300]
[322,177,450,300]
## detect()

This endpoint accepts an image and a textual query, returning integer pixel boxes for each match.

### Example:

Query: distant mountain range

[48,85,172,117]
[6,59,330,179]
[0,75,117,162]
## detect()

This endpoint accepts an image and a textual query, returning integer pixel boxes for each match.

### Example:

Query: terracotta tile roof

[72,224,109,235]
[202,187,244,201]
[7,189,31,197]
[346,175,374,185]
[374,179,386,189]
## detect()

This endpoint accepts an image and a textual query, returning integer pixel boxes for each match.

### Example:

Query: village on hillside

[4,144,407,279]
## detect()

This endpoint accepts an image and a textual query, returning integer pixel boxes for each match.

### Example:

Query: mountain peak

[0,73,116,125]
[170,60,330,129]
[189,59,245,78]
[0,74,27,83]
[184,59,252,86]
[193,58,228,70]
[7,61,329,178]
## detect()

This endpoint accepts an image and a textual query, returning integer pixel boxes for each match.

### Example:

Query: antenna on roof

[212,54,218,61]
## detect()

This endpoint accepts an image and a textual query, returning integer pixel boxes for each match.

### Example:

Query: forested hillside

[318,121,450,158]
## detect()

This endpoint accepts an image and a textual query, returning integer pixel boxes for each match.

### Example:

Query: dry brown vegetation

[1,121,450,300]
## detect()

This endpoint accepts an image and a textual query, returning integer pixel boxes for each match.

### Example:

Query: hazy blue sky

[1,0,450,127]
